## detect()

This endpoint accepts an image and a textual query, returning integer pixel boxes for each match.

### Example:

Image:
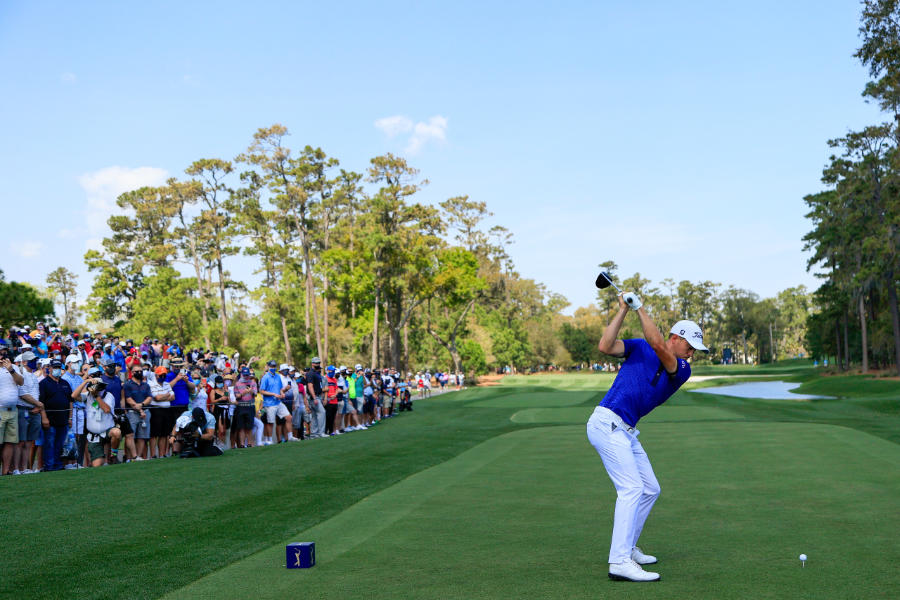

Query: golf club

[595,271,622,294]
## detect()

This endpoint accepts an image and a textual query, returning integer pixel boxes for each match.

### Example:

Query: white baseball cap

[670,320,709,352]
[65,354,82,364]
[279,363,290,371]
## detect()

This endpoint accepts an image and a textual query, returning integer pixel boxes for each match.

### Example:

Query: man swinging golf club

[588,274,708,582]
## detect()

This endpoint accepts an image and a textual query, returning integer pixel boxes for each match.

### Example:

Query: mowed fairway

[3,372,900,599]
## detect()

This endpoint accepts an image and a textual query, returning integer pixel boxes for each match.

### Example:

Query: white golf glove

[622,292,643,310]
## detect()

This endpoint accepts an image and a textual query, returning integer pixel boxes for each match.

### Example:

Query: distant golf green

[2,368,899,600]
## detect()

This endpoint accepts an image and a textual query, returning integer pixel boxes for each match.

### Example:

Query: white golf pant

[586,406,661,564]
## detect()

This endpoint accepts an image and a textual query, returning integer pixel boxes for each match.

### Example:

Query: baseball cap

[50,359,62,368]
[311,357,321,365]
[65,354,81,364]
[240,367,251,376]
[279,363,289,371]
[267,360,277,367]
[19,351,36,362]
[326,365,335,372]
[670,320,709,352]
[88,366,103,377]
[154,366,168,376]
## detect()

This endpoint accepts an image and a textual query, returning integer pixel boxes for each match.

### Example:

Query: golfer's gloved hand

[622,292,642,310]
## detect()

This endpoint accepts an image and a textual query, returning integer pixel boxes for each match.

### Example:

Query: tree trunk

[859,294,869,373]
[887,273,900,377]
[273,279,291,363]
[741,332,748,365]
[323,278,329,365]
[303,244,324,361]
[769,322,776,363]
[371,286,380,367]
[304,267,311,347]
[834,321,842,370]
[403,321,409,373]
[843,313,850,370]
[215,249,229,347]
[189,246,212,350]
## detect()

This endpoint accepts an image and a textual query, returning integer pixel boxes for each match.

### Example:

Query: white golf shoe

[608,558,660,582]
[631,546,657,565]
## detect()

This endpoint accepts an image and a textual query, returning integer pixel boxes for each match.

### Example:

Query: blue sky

[0,1,884,317]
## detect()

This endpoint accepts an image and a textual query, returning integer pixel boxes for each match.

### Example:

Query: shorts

[340,398,355,415]
[149,405,170,437]
[355,397,364,413]
[213,404,231,429]
[234,405,255,430]
[264,403,290,424]
[87,440,107,462]
[127,410,151,440]
[282,399,294,413]
[0,407,18,443]
[363,396,375,414]
[18,408,42,442]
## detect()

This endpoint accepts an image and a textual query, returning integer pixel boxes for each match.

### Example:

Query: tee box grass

[1,369,898,599]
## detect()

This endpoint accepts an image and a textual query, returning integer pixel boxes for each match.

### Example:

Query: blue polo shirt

[166,372,194,407]
[101,373,124,410]
[599,338,691,427]
[259,371,282,407]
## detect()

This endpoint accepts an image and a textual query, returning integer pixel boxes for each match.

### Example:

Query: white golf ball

[799,554,807,561]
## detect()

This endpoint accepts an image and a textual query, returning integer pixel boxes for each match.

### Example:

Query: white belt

[588,406,636,435]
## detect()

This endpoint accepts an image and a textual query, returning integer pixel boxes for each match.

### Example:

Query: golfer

[587,291,708,582]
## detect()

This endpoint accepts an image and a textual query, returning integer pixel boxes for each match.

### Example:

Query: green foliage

[0,270,54,326]
[119,267,205,345]
[559,323,594,363]
[457,338,486,374]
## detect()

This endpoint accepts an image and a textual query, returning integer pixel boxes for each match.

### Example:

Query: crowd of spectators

[1,322,462,475]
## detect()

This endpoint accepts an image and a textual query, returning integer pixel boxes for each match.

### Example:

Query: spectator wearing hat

[37,359,72,472]
[169,407,220,457]
[259,360,292,445]
[305,358,326,438]
[13,351,43,474]
[232,367,257,448]
[148,366,174,458]
[277,364,298,442]
[82,374,121,467]
[62,353,87,467]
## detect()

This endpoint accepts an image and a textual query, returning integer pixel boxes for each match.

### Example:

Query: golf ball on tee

[799,554,807,561]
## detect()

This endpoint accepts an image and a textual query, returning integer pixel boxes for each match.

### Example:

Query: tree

[119,267,204,345]
[0,270,54,326]
[186,158,238,347]
[45,267,78,329]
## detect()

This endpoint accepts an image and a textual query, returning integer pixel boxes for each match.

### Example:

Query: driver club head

[595,271,621,292]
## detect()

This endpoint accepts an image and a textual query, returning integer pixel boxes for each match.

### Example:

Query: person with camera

[77,372,122,467]
[169,407,221,458]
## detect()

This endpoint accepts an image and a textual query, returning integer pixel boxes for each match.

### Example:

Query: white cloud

[77,166,169,241]
[375,115,414,137]
[10,241,43,259]
[375,115,448,154]
[61,72,76,83]
[407,116,448,154]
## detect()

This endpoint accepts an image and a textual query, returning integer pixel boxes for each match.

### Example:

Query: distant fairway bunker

[166,417,900,600]
[690,380,835,401]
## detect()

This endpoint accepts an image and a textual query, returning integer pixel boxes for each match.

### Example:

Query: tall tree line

[84,124,563,375]
[803,0,900,375]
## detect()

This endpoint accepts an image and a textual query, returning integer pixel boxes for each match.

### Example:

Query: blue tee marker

[286,542,316,568]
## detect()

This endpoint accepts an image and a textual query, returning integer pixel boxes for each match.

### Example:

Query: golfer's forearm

[599,308,628,353]
[637,309,664,348]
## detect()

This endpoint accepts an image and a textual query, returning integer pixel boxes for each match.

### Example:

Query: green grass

[2,366,899,599]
